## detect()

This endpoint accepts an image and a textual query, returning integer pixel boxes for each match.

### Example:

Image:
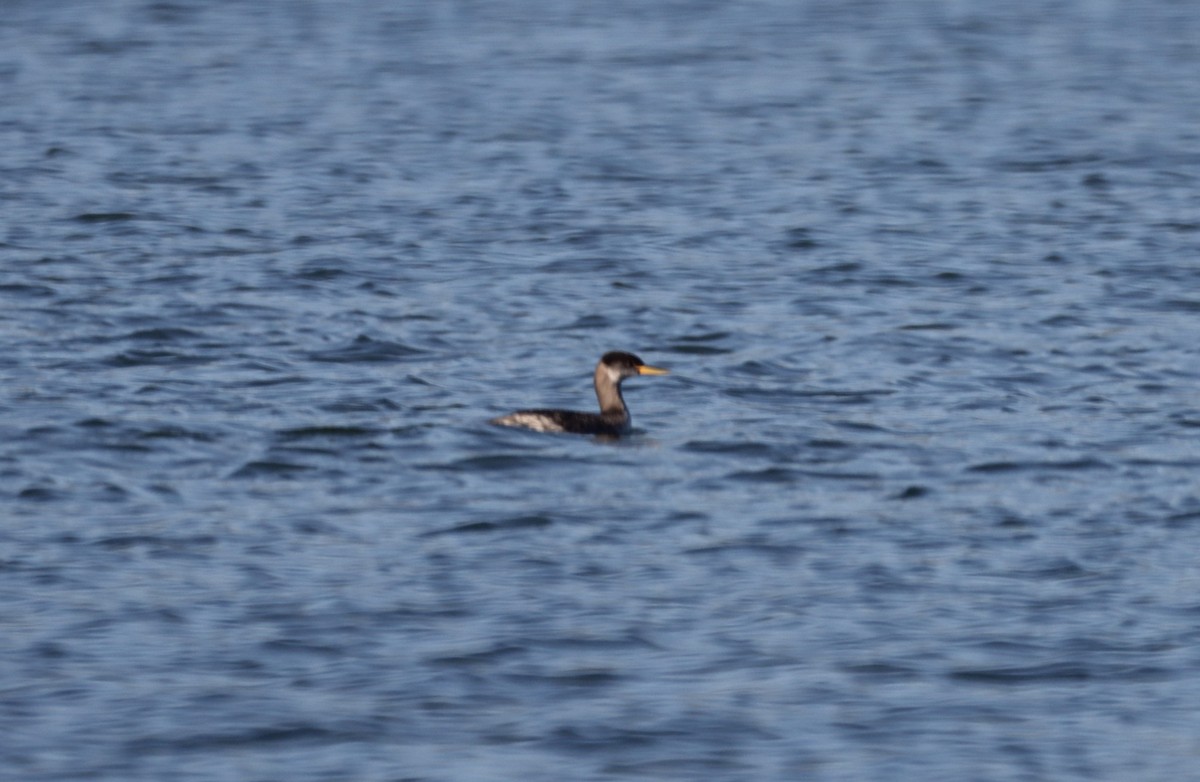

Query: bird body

[490,351,668,436]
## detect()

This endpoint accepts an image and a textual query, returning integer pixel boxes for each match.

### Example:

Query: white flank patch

[491,413,565,433]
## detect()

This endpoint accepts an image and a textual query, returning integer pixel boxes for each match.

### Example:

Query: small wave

[120,327,205,342]
[229,460,313,478]
[71,211,137,223]
[307,335,425,363]
[950,662,1169,684]
[421,515,553,537]
[275,425,382,441]
[682,439,778,457]
[91,534,217,550]
[0,283,56,298]
[965,458,1111,473]
[102,349,214,368]
[129,723,355,754]
[421,454,600,472]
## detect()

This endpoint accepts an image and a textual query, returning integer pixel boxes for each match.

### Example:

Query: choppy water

[3,1,1200,780]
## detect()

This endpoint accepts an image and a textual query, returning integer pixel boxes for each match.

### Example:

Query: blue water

[3,1,1200,780]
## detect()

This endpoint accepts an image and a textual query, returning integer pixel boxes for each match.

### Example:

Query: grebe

[490,351,669,436]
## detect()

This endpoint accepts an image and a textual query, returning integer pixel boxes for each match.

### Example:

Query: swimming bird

[490,351,669,436]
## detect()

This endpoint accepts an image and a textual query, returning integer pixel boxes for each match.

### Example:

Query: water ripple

[4,2,1200,781]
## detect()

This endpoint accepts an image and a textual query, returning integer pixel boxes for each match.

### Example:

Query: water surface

[2,1,1200,780]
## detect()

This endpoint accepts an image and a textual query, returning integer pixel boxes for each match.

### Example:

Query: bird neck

[594,366,627,417]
